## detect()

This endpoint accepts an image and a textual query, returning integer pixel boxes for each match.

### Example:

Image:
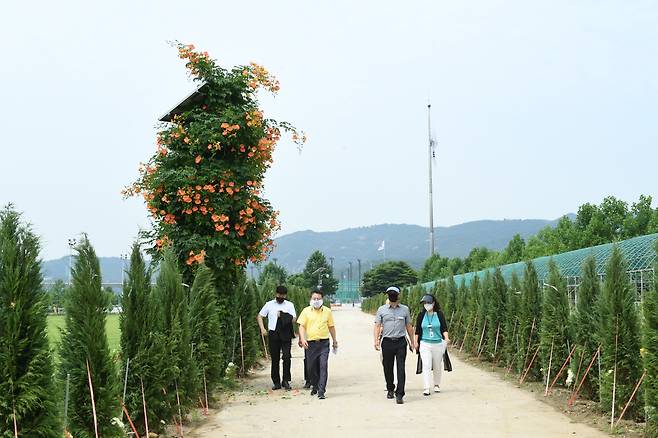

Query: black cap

[420,294,434,304]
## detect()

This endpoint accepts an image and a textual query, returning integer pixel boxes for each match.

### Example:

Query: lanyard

[426,312,436,337]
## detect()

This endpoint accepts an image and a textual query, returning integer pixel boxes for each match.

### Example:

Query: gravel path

[192,306,607,438]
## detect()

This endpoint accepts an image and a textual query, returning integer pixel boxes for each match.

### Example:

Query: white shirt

[259,299,297,331]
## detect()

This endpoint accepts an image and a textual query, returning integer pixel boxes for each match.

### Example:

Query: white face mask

[310,299,323,309]
[424,303,434,311]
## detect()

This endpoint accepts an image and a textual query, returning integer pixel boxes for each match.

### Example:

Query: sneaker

[434,385,441,393]
[272,384,282,390]
[303,382,311,389]
[423,389,430,396]
[310,387,318,396]
[282,381,291,390]
[386,390,394,399]
[396,396,404,404]
[318,393,326,400]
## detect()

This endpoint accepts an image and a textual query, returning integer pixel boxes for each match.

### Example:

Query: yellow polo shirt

[297,306,335,341]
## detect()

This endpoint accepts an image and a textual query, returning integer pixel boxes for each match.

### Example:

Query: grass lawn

[47,314,121,353]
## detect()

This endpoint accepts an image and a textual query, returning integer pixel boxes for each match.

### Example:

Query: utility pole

[427,102,436,256]
[357,259,362,296]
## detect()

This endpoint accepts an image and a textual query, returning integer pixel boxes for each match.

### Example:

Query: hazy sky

[1,1,656,260]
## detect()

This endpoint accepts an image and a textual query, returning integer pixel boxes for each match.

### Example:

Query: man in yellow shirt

[297,289,338,399]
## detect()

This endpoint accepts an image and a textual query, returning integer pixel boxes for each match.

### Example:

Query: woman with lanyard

[414,294,450,396]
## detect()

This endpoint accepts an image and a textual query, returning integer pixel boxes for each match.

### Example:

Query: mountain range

[42,216,567,284]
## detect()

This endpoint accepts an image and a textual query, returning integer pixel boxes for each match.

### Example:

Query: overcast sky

[1,0,656,260]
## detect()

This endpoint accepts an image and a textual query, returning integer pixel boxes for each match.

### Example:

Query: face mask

[310,299,323,308]
[276,296,285,304]
[387,292,399,302]
[424,303,434,311]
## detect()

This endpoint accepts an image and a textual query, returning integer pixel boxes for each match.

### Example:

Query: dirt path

[193,306,607,438]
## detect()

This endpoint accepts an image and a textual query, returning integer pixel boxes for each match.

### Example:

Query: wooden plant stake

[476,320,487,358]
[521,318,536,376]
[203,370,209,416]
[505,321,519,376]
[175,381,184,438]
[547,344,577,395]
[140,377,149,437]
[568,346,600,406]
[614,371,646,428]
[519,344,540,385]
[85,359,99,438]
[448,310,455,328]
[122,357,130,420]
[569,348,586,400]
[493,322,501,357]
[120,404,140,438]
[544,337,555,396]
[239,317,245,374]
[611,321,619,432]
[12,407,18,438]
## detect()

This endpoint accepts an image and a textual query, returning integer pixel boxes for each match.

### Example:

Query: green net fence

[422,233,658,294]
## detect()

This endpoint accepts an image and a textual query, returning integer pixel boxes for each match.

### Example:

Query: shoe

[318,393,326,400]
[423,389,430,396]
[303,382,311,389]
[310,388,318,396]
[272,384,282,390]
[434,385,441,393]
[386,390,394,399]
[396,396,404,404]
[282,381,291,390]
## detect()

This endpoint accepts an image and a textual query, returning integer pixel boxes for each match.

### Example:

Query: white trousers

[420,341,446,390]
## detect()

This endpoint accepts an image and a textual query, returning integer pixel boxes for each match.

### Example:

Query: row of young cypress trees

[0,206,265,436]
[362,243,657,433]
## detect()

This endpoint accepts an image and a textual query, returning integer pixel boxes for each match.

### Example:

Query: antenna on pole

[427,100,436,256]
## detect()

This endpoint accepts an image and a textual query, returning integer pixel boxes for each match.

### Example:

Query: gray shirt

[375,304,411,339]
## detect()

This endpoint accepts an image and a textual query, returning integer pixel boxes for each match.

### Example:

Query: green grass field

[47,314,121,352]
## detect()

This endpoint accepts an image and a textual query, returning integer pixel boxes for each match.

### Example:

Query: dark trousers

[381,337,407,397]
[307,339,330,395]
[303,349,319,383]
[268,330,291,385]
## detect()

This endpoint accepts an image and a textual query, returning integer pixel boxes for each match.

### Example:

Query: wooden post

[140,377,149,438]
[544,338,555,396]
[614,371,646,428]
[85,359,99,438]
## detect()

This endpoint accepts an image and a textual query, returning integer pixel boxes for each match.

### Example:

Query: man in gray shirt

[373,286,416,404]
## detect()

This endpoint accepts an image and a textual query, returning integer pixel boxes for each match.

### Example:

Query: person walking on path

[257,285,297,390]
[414,294,450,396]
[373,286,416,404]
[297,289,338,400]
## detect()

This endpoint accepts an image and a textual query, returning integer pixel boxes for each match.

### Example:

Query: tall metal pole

[427,103,435,256]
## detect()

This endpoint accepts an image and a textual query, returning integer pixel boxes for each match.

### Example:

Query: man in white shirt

[257,285,297,390]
